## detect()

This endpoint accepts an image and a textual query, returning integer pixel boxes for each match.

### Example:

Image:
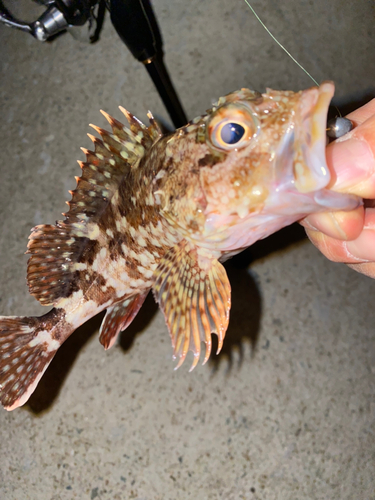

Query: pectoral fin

[153,243,231,370]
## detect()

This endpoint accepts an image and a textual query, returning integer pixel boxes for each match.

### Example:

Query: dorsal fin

[64,108,161,228]
[26,109,162,306]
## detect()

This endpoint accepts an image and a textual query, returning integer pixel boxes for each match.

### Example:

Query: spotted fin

[27,223,86,305]
[153,243,231,370]
[0,309,66,411]
[26,110,161,306]
[99,293,148,350]
[66,108,159,227]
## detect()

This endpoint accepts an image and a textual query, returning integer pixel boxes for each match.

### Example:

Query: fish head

[155,82,359,252]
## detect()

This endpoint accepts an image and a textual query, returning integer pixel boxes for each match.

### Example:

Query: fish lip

[293,81,335,193]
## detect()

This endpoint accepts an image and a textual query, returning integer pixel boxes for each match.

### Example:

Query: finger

[326,114,375,197]
[306,208,375,263]
[347,262,375,279]
[301,205,364,240]
[345,207,375,260]
[306,229,360,263]
[346,97,375,126]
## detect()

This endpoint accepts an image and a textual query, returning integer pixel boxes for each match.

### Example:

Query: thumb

[326,111,375,198]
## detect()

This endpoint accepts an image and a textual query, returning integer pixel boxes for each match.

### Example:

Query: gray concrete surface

[0,1,374,499]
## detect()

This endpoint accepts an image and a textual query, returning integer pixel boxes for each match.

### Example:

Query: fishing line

[242,0,319,86]
[242,0,353,134]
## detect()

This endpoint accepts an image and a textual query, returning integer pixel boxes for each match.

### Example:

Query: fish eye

[208,104,257,151]
[220,122,245,145]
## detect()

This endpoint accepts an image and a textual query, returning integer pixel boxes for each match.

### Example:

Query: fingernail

[327,137,375,190]
[345,229,375,261]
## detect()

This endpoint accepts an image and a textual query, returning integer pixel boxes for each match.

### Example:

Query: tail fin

[0,309,65,411]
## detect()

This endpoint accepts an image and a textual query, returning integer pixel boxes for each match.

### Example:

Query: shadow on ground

[210,222,307,371]
[27,313,105,414]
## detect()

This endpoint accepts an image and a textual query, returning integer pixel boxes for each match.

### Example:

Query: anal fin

[153,242,231,370]
[99,293,148,350]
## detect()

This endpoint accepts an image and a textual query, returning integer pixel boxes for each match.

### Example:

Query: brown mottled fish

[0,82,360,410]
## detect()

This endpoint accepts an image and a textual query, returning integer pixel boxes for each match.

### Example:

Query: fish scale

[0,83,361,410]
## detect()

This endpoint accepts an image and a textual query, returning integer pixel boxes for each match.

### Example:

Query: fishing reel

[0,0,105,42]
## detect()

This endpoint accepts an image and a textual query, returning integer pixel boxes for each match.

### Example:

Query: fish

[0,81,360,411]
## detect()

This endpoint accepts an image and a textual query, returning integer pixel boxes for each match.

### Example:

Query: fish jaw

[272,82,335,195]
[264,81,361,216]
[293,81,334,193]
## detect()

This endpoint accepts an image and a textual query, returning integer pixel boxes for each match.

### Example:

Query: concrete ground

[0,1,374,499]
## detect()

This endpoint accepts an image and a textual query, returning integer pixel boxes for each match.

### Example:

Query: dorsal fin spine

[86,134,96,144]
[147,110,163,139]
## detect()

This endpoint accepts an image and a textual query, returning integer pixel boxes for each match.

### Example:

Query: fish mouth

[293,81,334,193]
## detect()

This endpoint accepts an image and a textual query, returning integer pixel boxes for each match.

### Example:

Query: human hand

[301,98,375,278]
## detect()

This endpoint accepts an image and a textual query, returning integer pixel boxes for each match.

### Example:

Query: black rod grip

[145,56,187,129]
[110,0,156,62]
